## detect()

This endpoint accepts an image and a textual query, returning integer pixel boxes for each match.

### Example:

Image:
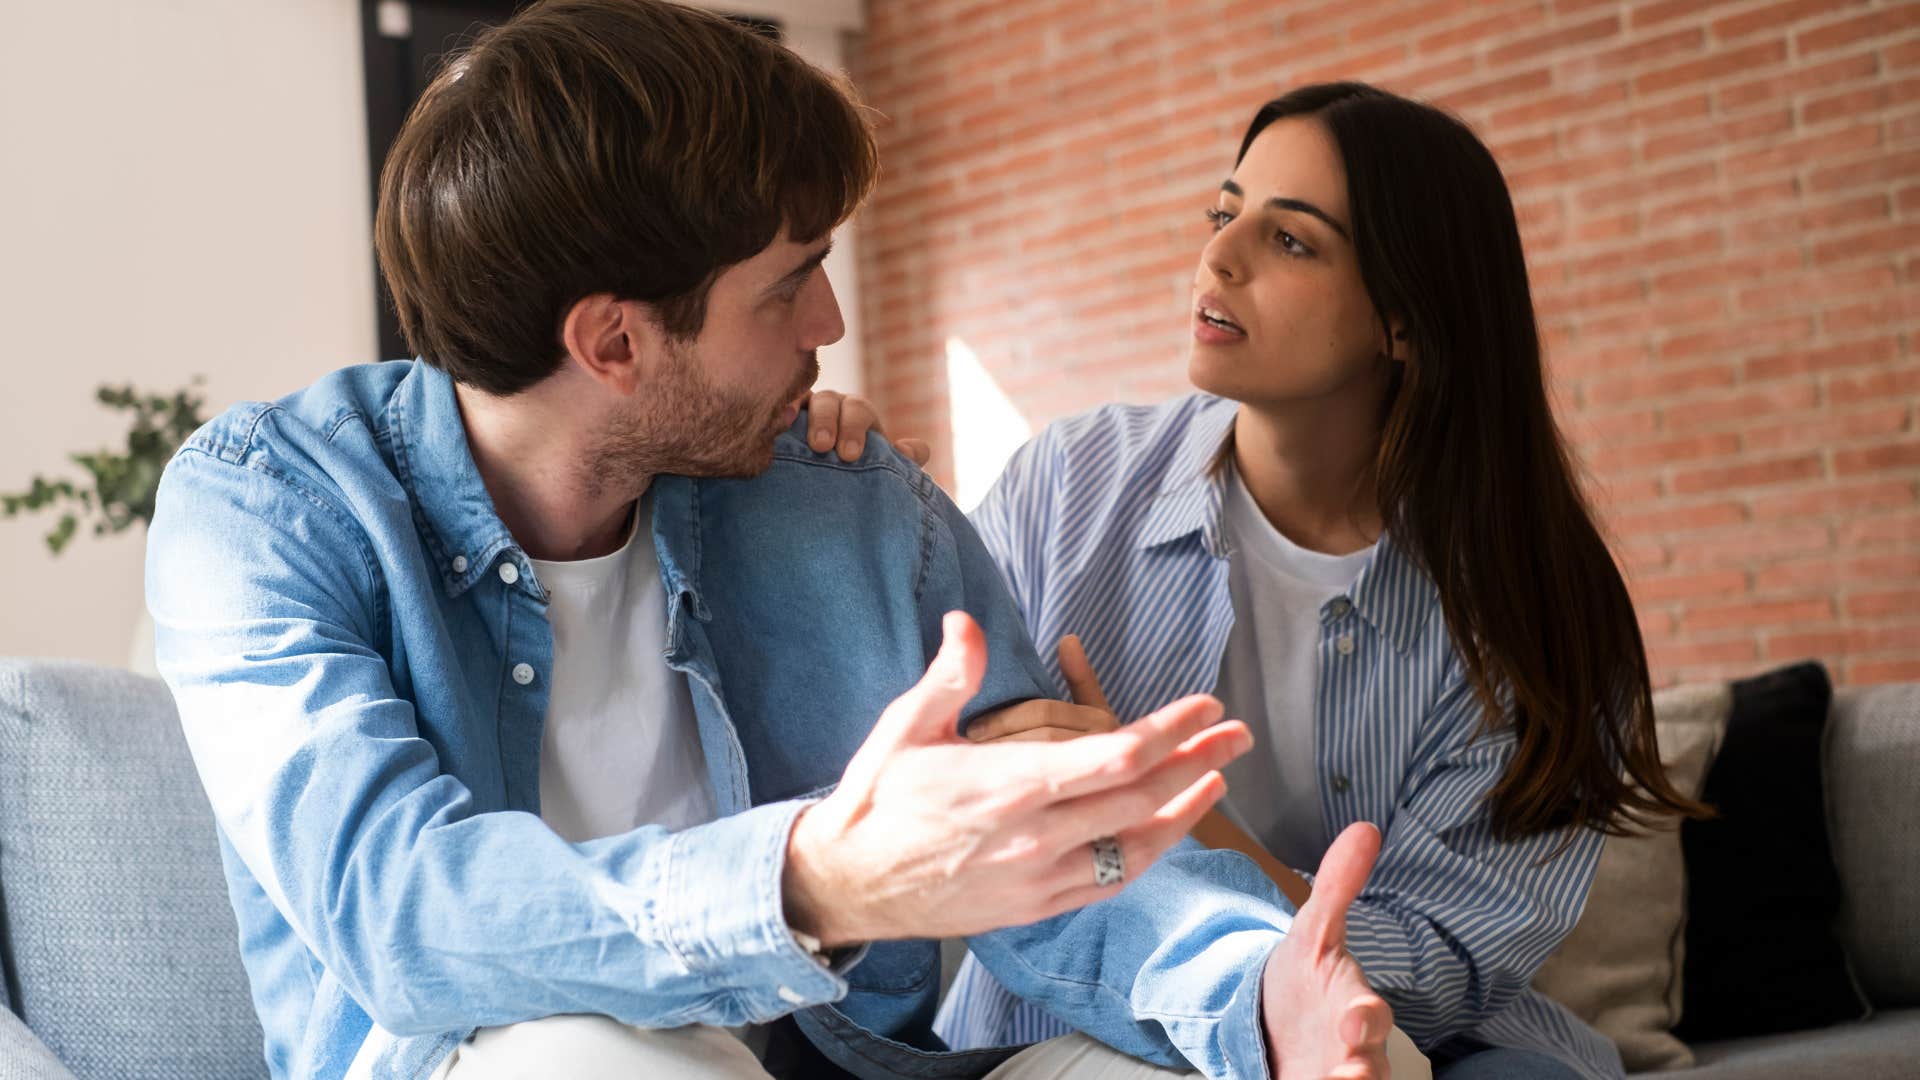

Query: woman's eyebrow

[1220,179,1351,241]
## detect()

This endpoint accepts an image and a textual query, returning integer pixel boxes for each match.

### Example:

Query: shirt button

[451,555,468,574]
[1330,773,1352,794]
[498,562,520,585]
[511,663,535,686]
[1336,634,1356,656]
[776,986,806,1005]
[1327,596,1353,618]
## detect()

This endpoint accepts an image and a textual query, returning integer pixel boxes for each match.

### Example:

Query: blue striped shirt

[936,394,1624,1080]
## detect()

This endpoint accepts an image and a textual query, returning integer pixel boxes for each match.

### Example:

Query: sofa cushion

[1532,681,1730,1071]
[1650,1007,1920,1079]
[1827,684,1920,1007]
[1676,662,1870,1042]
[0,659,266,1080]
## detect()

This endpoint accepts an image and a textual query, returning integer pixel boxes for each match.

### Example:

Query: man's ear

[560,294,660,395]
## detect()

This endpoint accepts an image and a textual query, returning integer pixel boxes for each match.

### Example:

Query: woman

[896,82,1706,1080]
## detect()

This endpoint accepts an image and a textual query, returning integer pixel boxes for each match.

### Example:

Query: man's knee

[434,1014,769,1080]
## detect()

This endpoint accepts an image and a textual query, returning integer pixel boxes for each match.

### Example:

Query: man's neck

[1230,391,1385,557]
[455,380,643,562]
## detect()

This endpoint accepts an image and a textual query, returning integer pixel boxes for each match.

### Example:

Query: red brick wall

[850,0,1920,688]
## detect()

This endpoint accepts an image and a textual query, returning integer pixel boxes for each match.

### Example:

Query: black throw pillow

[1675,661,1871,1042]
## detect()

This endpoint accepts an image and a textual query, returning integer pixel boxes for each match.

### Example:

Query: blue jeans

[1433,1046,1587,1080]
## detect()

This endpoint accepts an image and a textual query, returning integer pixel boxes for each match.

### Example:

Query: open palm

[1261,822,1397,1079]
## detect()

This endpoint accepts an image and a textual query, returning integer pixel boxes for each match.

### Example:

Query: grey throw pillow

[0,659,266,1080]
[1827,684,1920,1007]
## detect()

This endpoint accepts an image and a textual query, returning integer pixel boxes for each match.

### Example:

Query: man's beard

[581,346,819,501]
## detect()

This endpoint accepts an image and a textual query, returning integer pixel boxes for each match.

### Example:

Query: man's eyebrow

[1219,180,1351,241]
[770,241,833,292]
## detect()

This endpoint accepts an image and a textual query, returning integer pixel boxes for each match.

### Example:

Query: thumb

[1056,634,1114,716]
[879,610,988,748]
[1296,821,1381,955]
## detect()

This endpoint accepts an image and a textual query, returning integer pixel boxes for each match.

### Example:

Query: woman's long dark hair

[1238,83,1708,840]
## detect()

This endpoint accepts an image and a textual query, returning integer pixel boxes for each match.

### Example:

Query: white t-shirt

[1212,464,1375,872]
[530,493,716,844]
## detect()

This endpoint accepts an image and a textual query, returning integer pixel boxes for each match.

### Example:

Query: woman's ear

[1383,321,1412,365]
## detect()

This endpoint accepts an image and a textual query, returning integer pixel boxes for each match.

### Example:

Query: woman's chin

[1186,350,1258,401]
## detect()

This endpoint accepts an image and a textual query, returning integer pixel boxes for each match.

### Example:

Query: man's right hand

[782,611,1253,949]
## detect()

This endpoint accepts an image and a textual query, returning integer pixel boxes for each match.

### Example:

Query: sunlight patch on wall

[945,336,1031,513]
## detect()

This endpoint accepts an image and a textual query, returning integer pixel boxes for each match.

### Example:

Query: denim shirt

[146,361,1300,1080]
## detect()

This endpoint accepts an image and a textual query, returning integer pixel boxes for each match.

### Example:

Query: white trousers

[425,1014,1431,1079]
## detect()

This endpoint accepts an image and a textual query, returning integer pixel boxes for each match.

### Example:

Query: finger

[1327,1055,1387,1080]
[1297,821,1383,955]
[895,437,931,468]
[1338,993,1391,1051]
[965,700,1112,742]
[808,390,842,453]
[1042,770,1228,910]
[990,727,1086,743]
[839,394,877,460]
[882,611,988,746]
[1023,694,1228,801]
[1041,721,1252,852]
[1056,635,1114,717]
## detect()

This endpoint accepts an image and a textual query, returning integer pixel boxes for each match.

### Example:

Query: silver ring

[1091,835,1124,887]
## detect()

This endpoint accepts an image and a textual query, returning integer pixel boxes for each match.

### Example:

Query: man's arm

[906,477,1289,1075]
[148,448,845,1036]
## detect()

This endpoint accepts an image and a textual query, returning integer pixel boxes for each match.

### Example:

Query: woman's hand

[965,636,1121,742]
[806,389,931,467]
[973,635,1314,908]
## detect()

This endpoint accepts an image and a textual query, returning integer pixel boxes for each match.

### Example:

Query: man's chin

[686,441,778,481]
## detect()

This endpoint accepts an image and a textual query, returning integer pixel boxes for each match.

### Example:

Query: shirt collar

[1345,532,1440,656]
[1137,396,1438,654]
[1136,399,1237,555]
[386,360,533,600]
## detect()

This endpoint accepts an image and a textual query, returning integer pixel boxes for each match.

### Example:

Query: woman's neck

[1229,397,1384,557]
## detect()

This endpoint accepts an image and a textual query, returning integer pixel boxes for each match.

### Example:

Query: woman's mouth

[1193,302,1246,344]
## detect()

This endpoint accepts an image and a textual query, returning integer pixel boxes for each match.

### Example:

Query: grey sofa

[0,657,1914,1079]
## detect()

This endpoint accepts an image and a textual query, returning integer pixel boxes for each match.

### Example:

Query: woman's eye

[1203,207,1233,232]
[1277,230,1311,256]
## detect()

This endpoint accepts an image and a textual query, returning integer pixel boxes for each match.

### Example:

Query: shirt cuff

[1218,931,1281,1080]
[660,798,850,1020]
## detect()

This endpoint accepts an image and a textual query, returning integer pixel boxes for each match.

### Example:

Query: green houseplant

[1,382,207,554]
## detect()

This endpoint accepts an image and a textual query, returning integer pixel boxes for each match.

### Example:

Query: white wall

[0,0,870,667]
[0,0,376,664]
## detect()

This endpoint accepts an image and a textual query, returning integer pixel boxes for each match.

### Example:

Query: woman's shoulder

[1022,393,1234,479]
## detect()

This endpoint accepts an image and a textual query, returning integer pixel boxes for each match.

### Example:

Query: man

[146,3,1392,1078]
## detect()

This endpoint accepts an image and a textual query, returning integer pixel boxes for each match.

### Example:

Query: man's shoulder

[164,362,416,538]
[761,413,939,505]
[180,361,413,469]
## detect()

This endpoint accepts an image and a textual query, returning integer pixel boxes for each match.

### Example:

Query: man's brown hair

[374,0,878,395]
